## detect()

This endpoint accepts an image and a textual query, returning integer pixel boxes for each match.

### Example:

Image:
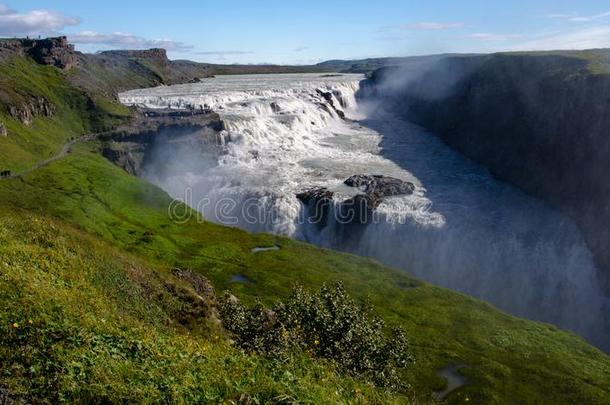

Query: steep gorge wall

[364,52,610,289]
[101,110,224,176]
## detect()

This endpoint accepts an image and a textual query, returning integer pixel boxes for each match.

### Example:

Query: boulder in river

[270,102,281,113]
[296,176,414,226]
[344,174,415,197]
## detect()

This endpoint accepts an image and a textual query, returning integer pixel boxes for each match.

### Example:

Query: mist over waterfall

[120,73,610,350]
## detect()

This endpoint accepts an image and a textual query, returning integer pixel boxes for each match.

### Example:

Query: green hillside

[0,45,609,404]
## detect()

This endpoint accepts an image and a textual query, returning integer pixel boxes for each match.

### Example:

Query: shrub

[219,282,413,390]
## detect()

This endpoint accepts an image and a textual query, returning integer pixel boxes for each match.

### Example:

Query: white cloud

[293,46,308,52]
[405,22,464,30]
[0,3,80,36]
[468,33,523,41]
[512,25,610,50]
[547,11,610,22]
[69,31,192,51]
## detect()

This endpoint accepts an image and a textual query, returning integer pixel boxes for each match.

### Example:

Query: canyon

[116,70,610,350]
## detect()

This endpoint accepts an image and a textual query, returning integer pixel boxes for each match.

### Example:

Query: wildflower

[314,339,320,345]
[28,319,33,325]
[11,322,18,329]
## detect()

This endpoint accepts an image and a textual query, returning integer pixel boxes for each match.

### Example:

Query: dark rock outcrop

[7,97,54,125]
[102,109,224,175]
[296,187,334,205]
[297,175,414,226]
[344,174,415,197]
[297,187,335,226]
[0,36,79,69]
[363,51,610,290]
[341,175,415,222]
[316,89,346,119]
[270,102,281,113]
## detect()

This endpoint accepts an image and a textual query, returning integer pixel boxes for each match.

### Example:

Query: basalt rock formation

[297,175,415,225]
[7,97,54,125]
[363,50,610,291]
[0,36,78,69]
[101,108,224,176]
[316,89,346,119]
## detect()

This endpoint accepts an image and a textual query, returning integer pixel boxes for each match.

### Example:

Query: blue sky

[3,1,610,64]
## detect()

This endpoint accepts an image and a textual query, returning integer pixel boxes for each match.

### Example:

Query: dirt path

[1,133,99,180]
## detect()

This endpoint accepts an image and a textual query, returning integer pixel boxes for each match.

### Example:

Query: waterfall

[120,73,610,350]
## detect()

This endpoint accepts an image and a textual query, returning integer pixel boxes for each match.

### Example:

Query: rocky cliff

[363,50,610,290]
[0,36,78,69]
[101,109,224,175]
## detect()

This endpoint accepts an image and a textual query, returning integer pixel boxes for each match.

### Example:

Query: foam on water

[120,73,610,350]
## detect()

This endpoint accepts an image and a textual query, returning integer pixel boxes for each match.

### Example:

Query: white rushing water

[120,73,610,349]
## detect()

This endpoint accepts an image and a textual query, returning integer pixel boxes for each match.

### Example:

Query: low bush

[220,282,414,391]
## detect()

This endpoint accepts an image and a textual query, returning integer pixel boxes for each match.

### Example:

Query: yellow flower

[28,319,33,325]
[314,339,320,345]
[11,322,18,329]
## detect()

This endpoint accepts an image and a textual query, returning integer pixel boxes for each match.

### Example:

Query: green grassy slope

[0,209,400,404]
[0,50,609,404]
[0,55,131,173]
[1,144,609,404]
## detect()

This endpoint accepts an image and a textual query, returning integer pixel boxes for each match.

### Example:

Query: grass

[0,56,131,173]
[0,145,609,404]
[0,51,610,404]
[0,211,401,404]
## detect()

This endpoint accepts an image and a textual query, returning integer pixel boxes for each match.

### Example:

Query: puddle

[251,245,280,253]
[434,364,467,400]
[231,274,254,284]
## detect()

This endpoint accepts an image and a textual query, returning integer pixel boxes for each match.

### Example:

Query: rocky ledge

[0,36,79,69]
[316,89,347,119]
[101,108,224,175]
[297,175,415,225]
[7,97,54,125]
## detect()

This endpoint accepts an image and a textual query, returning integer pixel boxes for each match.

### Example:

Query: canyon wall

[363,51,610,289]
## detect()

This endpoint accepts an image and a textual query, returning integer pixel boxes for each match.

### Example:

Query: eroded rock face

[101,109,224,175]
[344,174,415,197]
[8,97,54,125]
[0,121,7,137]
[101,143,146,175]
[296,175,415,225]
[28,36,78,69]
[0,36,79,69]
[316,89,346,119]
[296,187,334,205]
[297,187,335,226]
[363,54,610,291]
